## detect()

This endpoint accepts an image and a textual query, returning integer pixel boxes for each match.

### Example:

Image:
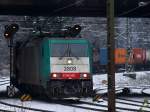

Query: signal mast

[4,23,19,97]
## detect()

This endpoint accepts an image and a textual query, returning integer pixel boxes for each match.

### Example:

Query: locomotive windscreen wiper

[59,44,79,60]
[68,49,79,60]
[59,44,69,60]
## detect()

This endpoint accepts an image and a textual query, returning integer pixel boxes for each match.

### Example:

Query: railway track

[117,97,150,104]
[0,80,10,86]
[0,77,8,79]
[0,108,15,112]
[76,99,150,112]
[44,97,150,112]
[0,80,10,82]
[103,98,150,111]
[0,82,10,86]
[0,77,10,87]
[0,77,150,112]
[0,96,150,112]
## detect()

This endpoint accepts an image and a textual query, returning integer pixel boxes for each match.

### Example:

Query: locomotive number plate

[64,66,77,71]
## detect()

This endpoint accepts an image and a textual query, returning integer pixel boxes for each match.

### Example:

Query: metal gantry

[125,18,134,73]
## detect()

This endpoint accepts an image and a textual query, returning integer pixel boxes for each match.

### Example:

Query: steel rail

[118,97,150,104]
[0,80,10,82]
[104,98,150,108]
[0,108,15,112]
[0,82,10,86]
[76,100,150,112]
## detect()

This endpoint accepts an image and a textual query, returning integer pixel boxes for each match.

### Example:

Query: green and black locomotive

[13,38,93,98]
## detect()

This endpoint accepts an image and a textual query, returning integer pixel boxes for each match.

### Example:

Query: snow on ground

[93,71,150,94]
[0,98,92,112]
[143,88,150,95]
[0,77,9,91]
[0,71,150,112]
[1,97,150,112]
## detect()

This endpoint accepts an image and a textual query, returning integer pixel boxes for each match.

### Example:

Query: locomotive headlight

[52,73,57,78]
[80,73,89,79]
[83,73,88,78]
[67,59,72,64]
[51,73,61,79]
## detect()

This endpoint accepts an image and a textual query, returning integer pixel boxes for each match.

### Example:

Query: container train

[12,38,93,98]
[99,48,147,65]
[95,48,150,94]
[92,48,150,73]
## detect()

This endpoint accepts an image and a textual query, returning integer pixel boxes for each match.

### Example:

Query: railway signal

[4,24,19,39]
[68,25,82,37]
[4,24,19,97]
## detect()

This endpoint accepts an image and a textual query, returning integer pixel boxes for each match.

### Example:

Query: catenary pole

[107,0,116,112]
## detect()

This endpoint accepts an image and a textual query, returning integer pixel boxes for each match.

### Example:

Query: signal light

[73,25,81,31]
[67,25,82,37]
[10,24,19,33]
[4,31,10,39]
[4,23,19,39]
[4,33,9,37]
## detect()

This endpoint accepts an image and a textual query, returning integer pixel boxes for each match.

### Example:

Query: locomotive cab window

[50,43,88,57]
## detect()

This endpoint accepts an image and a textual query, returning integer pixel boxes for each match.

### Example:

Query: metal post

[10,37,14,86]
[107,0,115,112]
[126,18,134,73]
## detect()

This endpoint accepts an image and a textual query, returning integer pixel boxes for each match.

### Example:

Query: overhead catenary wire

[0,0,150,24]
[52,0,85,14]
[0,0,85,30]
[118,1,150,17]
[40,0,85,30]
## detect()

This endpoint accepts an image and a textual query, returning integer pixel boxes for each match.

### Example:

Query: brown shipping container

[115,48,127,64]
[129,48,146,64]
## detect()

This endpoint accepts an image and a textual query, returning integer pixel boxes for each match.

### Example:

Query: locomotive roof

[44,38,89,44]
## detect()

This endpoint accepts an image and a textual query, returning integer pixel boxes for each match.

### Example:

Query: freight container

[146,49,150,62]
[128,48,146,64]
[115,48,127,64]
[143,49,146,63]
[100,48,127,65]
[99,48,107,65]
